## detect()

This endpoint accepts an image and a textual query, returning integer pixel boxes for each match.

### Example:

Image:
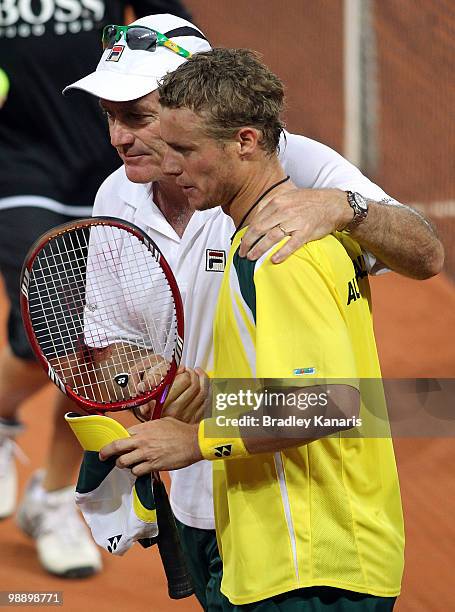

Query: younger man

[156,47,403,610]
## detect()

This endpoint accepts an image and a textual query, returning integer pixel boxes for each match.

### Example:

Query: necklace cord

[231,176,290,243]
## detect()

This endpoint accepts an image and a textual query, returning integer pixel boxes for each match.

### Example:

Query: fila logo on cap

[206,249,226,272]
[214,444,232,457]
[106,45,125,62]
[107,534,123,553]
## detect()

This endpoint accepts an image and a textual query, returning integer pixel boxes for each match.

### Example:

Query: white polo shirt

[92,131,393,529]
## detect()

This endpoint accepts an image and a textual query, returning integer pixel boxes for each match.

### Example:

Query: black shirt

[0,0,191,209]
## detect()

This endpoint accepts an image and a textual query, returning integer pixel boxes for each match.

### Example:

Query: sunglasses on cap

[102,24,193,58]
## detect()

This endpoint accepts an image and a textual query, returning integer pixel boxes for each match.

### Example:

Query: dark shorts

[175,521,397,612]
[0,206,86,359]
[175,519,229,611]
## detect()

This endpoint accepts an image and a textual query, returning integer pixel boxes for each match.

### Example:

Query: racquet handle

[153,478,194,599]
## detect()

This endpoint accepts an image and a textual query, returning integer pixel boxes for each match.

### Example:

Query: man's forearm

[239,187,444,277]
[202,384,360,459]
[201,409,356,459]
[349,199,444,280]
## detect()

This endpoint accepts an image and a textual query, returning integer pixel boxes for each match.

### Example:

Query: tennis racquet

[20,216,192,599]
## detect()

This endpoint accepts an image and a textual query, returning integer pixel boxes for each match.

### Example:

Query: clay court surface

[0,271,454,611]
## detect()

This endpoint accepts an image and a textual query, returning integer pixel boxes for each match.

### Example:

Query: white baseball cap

[63,14,211,102]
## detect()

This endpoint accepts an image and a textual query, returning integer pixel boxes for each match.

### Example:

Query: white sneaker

[0,419,24,519]
[17,470,102,578]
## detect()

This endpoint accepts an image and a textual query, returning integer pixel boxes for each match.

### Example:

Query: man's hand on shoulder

[239,188,351,263]
[239,186,444,279]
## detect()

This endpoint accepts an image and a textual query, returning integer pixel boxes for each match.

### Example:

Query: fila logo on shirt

[206,249,226,272]
[107,534,122,553]
[214,444,232,457]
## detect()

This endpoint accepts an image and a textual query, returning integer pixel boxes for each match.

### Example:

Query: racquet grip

[153,478,194,599]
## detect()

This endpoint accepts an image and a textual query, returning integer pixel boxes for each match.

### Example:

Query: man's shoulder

[279,131,391,201]
[252,234,361,295]
[278,131,351,190]
[94,166,150,215]
[255,234,342,268]
[96,165,130,196]
[278,131,347,172]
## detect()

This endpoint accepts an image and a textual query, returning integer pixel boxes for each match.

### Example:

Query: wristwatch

[345,191,369,231]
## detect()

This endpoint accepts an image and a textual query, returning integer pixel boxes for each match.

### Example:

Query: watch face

[353,193,368,211]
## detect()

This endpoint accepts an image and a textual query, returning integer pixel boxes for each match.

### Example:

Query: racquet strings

[27,224,178,404]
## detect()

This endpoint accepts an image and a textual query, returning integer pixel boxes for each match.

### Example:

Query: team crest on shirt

[106,45,125,62]
[294,367,317,375]
[206,249,226,272]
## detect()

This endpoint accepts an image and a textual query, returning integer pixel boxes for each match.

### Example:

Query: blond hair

[159,48,285,154]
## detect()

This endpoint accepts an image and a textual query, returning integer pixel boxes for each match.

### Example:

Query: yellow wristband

[198,419,250,461]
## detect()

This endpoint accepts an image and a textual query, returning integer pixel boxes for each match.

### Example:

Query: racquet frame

[20,216,193,599]
[20,216,184,416]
